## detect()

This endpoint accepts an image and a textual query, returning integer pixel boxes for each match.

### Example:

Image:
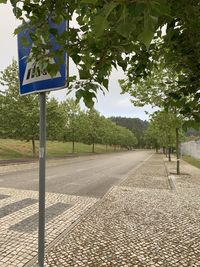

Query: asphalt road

[0,150,152,198]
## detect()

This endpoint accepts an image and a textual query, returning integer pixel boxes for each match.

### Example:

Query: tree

[144,125,160,152]
[78,109,103,153]
[0,60,39,156]
[117,127,138,150]
[110,117,148,148]
[121,59,193,174]
[61,98,82,153]
[0,92,6,138]
[0,61,67,156]
[4,0,200,115]
[146,111,184,166]
[46,97,66,141]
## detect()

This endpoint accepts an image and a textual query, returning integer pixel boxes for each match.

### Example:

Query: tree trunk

[92,143,95,153]
[72,129,75,153]
[163,147,165,154]
[72,139,75,153]
[106,144,108,152]
[165,147,168,157]
[168,147,171,162]
[32,137,36,157]
[176,128,180,175]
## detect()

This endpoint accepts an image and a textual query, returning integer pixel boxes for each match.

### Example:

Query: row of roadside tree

[0,61,138,156]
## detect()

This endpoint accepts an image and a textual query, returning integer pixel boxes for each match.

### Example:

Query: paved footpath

[1,154,200,266]
[43,154,200,267]
[0,188,97,267]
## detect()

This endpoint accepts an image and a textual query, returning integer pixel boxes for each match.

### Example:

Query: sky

[0,3,155,121]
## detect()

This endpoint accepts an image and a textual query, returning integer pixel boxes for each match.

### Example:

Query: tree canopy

[110,116,148,148]
[145,110,184,150]
[1,0,199,117]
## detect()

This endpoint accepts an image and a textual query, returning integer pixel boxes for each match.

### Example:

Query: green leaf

[14,26,22,35]
[93,15,109,37]
[29,32,37,42]
[102,79,109,89]
[103,2,118,18]
[0,0,7,3]
[49,28,58,36]
[72,54,81,64]
[138,29,154,49]
[68,75,77,83]
[79,69,90,79]
[150,15,158,25]
[116,21,135,38]
[13,7,22,18]
[82,91,96,108]
[21,36,30,47]
[80,25,88,32]
[118,4,128,22]
[130,3,145,17]
[81,0,98,4]
[46,63,59,77]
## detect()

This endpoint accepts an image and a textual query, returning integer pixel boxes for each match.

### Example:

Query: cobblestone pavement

[0,187,97,267]
[44,154,200,267]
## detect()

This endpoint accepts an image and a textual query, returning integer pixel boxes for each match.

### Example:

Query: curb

[25,152,154,267]
[163,157,177,192]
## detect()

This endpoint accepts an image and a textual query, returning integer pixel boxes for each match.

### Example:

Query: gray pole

[176,127,180,175]
[38,92,46,267]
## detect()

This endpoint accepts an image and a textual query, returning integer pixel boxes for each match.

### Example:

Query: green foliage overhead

[121,58,200,124]
[3,0,199,119]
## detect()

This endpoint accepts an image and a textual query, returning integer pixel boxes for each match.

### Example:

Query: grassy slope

[183,155,200,169]
[0,139,115,160]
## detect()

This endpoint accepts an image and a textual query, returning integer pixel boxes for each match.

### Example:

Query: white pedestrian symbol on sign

[22,58,61,86]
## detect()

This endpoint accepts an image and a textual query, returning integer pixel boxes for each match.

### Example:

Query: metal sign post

[38,92,46,267]
[17,20,67,267]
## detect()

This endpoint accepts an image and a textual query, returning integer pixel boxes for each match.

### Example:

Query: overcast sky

[0,3,155,121]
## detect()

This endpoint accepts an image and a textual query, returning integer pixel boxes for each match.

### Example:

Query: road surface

[0,150,152,198]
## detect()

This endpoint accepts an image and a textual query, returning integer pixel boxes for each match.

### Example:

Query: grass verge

[182,155,200,169]
[0,139,117,160]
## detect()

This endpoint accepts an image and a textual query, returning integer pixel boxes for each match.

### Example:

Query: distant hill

[109,117,149,148]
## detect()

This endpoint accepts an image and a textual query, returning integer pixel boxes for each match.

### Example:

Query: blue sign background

[18,20,67,95]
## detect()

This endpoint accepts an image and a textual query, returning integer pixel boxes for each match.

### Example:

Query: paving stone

[10,202,72,233]
[1,154,200,266]
[0,194,9,200]
[0,187,97,267]
[0,198,37,219]
[44,154,200,267]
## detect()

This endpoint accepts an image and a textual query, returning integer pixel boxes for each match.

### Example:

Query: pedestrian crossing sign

[17,20,67,95]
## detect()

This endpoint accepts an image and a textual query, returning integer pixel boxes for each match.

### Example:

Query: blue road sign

[18,20,67,95]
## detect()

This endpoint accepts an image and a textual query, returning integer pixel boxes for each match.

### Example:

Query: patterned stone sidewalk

[44,154,200,267]
[0,188,97,267]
